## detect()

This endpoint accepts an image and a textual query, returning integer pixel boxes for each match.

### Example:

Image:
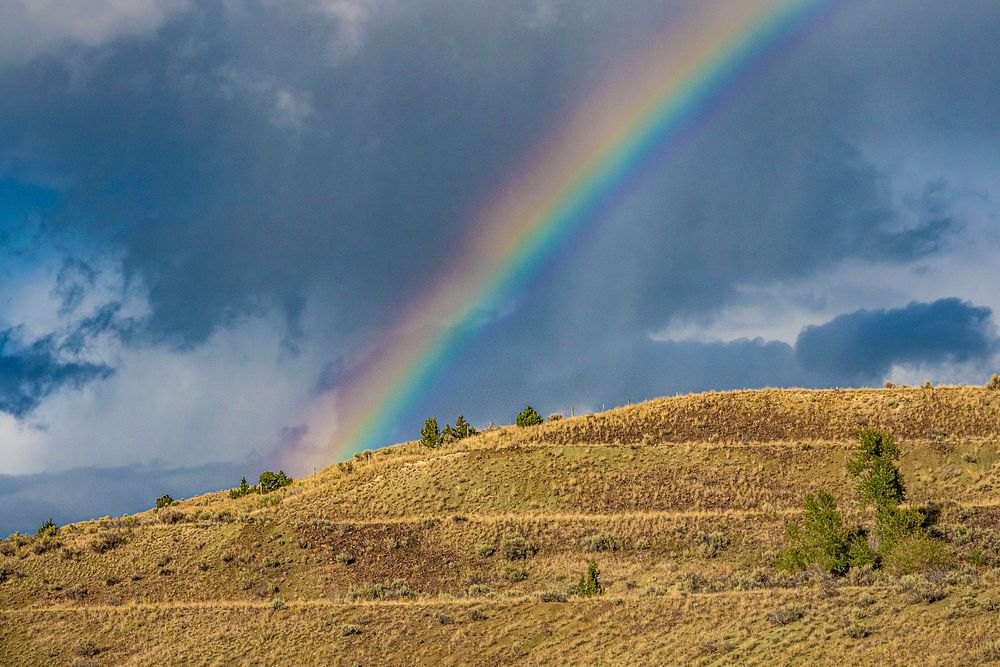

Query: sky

[2,0,1000,534]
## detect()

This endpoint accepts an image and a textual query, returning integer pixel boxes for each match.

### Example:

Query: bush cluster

[229,471,293,499]
[348,579,416,601]
[779,429,950,577]
[500,533,536,560]
[420,414,478,447]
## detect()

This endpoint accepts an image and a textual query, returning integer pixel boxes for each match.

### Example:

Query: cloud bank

[1,0,1000,533]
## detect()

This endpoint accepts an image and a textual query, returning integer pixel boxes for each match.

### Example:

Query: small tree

[420,417,442,448]
[454,415,476,439]
[442,423,456,443]
[37,519,58,538]
[229,476,254,499]
[575,561,603,597]
[848,429,906,509]
[155,495,175,510]
[516,405,543,427]
[777,492,852,575]
[847,429,936,559]
[258,470,292,494]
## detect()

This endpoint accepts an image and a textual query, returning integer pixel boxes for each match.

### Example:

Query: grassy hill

[2,387,999,665]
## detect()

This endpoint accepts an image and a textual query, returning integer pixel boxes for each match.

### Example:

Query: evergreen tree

[454,415,476,439]
[420,417,442,448]
[848,429,906,509]
[516,405,543,427]
[575,561,603,596]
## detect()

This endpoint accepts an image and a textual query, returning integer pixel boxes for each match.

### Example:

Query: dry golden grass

[2,386,1000,665]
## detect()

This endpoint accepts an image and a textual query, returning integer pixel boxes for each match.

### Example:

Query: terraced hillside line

[277,438,998,520]
[0,584,942,615]
[4,586,999,666]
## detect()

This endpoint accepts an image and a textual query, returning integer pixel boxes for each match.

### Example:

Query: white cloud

[216,68,316,133]
[0,0,190,65]
[0,248,335,476]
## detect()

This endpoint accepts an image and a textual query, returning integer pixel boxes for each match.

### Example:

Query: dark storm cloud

[0,0,670,347]
[0,329,113,417]
[4,0,987,352]
[795,298,996,385]
[0,1,998,501]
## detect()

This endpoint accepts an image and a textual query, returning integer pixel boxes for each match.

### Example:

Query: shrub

[499,564,529,582]
[988,374,1000,390]
[475,542,496,558]
[768,605,804,626]
[874,506,924,554]
[516,405,543,427]
[967,547,988,567]
[158,510,185,524]
[467,583,492,597]
[582,533,620,553]
[883,533,955,575]
[74,640,100,657]
[847,532,876,569]
[537,590,568,602]
[31,538,61,555]
[979,639,1000,662]
[420,417,442,448]
[0,541,15,557]
[89,531,127,554]
[695,531,729,559]
[155,495,175,509]
[900,575,947,604]
[547,413,564,422]
[844,623,870,639]
[575,561,603,597]
[341,623,363,636]
[500,533,536,560]
[778,492,851,575]
[335,552,355,565]
[348,579,416,601]
[258,470,292,494]
[57,584,88,601]
[36,519,58,538]
[229,476,254,499]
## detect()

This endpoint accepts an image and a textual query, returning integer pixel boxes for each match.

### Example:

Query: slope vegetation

[1,387,999,665]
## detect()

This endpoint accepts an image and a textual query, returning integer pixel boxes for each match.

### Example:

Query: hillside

[2,387,999,665]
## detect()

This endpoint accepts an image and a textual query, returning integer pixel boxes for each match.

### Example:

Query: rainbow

[290,0,833,468]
